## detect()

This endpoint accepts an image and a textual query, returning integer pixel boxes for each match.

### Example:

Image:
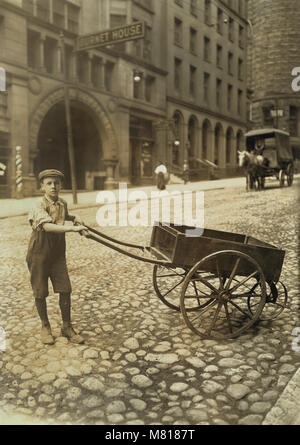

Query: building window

[263,107,273,127]
[44,37,58,74]
[289,106,298,136]
[216,79,222,107]
[64,43,73,80]
[145,75,155,102]
[238,58,244,80]
[190,27,197,54]
[190,0,197,16]
[228,17,234,41]
[227,84,233,110]
[143,25,152,61]
[238,89,243,114]
[204,0,211,25]
[174,18,183,46]
[105,61,114,92]
[77,52,89,83]
[239,25,244,48]
[67,3,80,33]
[204,36,211,62]
[91,56,102,89]
[217,8,223,34]
[189,65,196,96]
[204,72,210,103]
[37,0,50,21]
[174,58,182,92]
[53,0,65,28]
[27,29,40,69]
[228,52,234,75]
[110,14,127,52]
[216,44,222,68]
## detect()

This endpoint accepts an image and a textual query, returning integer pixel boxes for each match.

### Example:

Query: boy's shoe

[61,325,84,344]
[41,325,55,345]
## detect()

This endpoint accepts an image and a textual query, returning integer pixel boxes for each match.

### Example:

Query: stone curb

[263,368,300,425]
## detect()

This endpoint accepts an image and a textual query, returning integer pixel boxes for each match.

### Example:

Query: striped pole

[16,145,23,198]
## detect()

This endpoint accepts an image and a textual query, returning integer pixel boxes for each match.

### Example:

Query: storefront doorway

[130,116,154,185]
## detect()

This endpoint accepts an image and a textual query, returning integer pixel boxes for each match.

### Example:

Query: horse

[238,150,265,191]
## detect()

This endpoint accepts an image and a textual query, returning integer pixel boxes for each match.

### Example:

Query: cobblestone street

[0,178,299,426]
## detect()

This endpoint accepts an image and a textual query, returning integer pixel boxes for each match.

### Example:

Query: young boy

[26,169,87,345]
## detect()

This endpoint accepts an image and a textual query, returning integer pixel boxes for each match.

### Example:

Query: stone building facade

[247,0,300,163]
[0,0,248,198]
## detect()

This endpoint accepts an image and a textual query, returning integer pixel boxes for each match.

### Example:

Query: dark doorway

[36,101,103,190]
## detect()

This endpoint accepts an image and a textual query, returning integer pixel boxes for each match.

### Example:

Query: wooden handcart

[84,222,288,340]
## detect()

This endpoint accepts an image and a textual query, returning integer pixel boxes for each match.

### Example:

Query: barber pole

[16,146,23,197]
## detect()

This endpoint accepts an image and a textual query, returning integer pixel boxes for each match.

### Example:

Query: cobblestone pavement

[0,178,299,425]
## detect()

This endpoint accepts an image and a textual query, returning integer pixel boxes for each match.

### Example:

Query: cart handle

[84,230,173,267]
[83,224,149,251]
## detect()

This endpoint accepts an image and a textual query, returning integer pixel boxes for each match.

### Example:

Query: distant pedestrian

[154,161,168,190]
[26,169,88,345]
[183,160,189,184]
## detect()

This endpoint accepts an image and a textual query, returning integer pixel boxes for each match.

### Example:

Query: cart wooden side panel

[150,224,285,283]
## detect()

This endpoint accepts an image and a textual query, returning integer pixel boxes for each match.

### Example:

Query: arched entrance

[188,115,198,168]
[202,119,212,161]
[214,123,223,166]
[35,102,103,190]
[30,87,118,191]
[226,127,234,164]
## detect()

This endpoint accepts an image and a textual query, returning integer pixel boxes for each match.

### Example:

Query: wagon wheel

[286,164,294,187]
[153,265,214,312]
[279,169,285,187]
[247,280,288,321]
[180,250,267,339]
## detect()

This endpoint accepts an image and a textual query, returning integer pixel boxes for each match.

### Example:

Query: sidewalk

[263,369,300,425]
[0,176,246,219]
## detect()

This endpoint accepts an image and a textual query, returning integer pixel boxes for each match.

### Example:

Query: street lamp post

[60,32,78,204]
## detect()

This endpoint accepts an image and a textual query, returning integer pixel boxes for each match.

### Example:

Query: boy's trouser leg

[35,298,54,344]
[59,292,71,327]
[59,293,84,344]
[35,298,50,327]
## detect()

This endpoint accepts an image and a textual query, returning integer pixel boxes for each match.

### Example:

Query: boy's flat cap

[38,169,64,181]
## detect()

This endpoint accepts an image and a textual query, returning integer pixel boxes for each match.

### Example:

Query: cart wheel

[153,265,188,311]
[279,170,285,187]
[247,280,288,320]
[287,164,294,187]
[153,265,212,312]
[180,250,267,339]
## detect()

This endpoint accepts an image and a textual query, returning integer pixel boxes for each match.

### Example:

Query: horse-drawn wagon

[84,222,288,340]
[241,128,294,190]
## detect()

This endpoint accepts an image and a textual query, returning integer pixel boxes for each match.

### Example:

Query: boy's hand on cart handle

[74,215,85,226]
[73,225,89,237]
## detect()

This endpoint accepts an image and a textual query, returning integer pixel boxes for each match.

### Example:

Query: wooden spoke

[229,271,258,293]
[227,299,252,319]
[161,277,185,297]
[207,302,223,336]
[225,257,241,290]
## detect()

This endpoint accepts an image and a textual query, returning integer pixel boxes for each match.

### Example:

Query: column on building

[153,120,168,165]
